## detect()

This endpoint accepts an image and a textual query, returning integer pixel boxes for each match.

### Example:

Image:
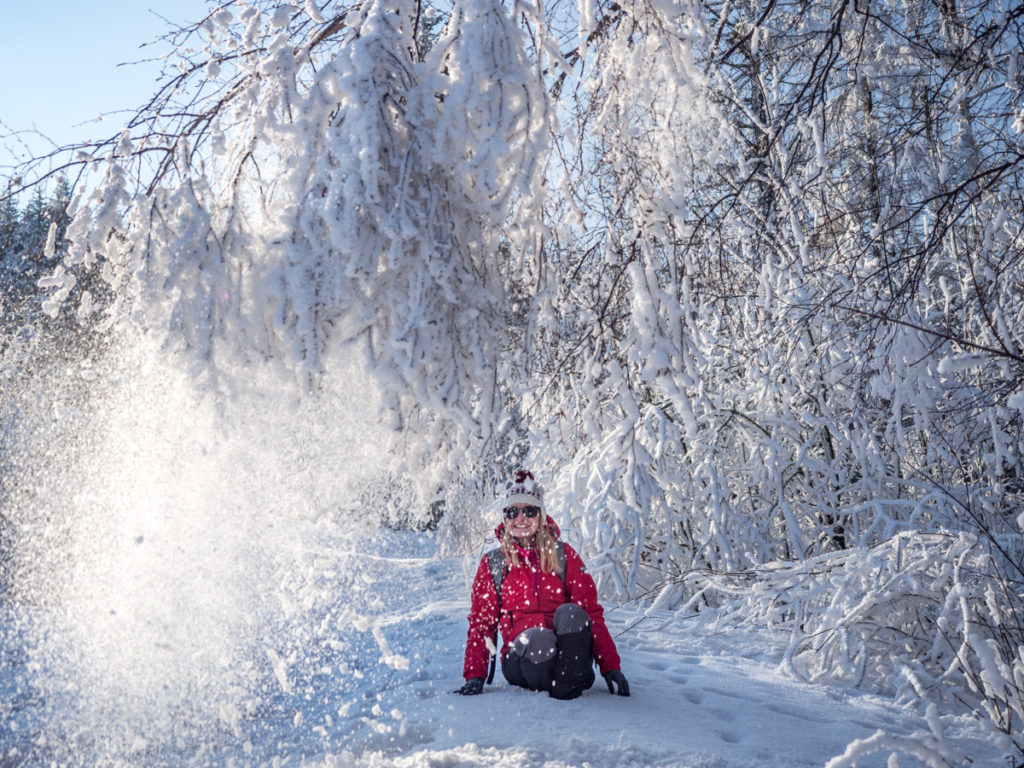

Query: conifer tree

[0,194,20,277]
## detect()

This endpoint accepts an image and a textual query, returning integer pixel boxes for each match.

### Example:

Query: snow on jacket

[463,516,622,681]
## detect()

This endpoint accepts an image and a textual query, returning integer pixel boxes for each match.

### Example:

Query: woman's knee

[553,602,590,635]
[512,626,557,663]
[505,627,557,691]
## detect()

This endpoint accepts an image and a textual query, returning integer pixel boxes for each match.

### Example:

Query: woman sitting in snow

[455,469,630,699]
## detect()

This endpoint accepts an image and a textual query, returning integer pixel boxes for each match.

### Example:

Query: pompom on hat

[504,469,543,510]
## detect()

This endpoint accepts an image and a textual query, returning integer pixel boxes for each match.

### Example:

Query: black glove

[604,670,630,696]
[454,677,484,695]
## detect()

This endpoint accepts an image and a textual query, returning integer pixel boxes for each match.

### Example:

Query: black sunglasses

[504,505,541,519]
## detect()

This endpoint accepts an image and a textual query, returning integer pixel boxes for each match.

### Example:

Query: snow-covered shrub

[681,532,1024,758]
[825,703,968,768]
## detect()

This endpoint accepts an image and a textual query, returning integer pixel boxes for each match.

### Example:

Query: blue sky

[1,0,212,171]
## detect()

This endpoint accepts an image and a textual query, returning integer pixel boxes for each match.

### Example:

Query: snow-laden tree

[29,0,557,498]
[13,0,1019,568]
[508,0,1024,752]
[513,0,1024,596]
[13,0,1018,567]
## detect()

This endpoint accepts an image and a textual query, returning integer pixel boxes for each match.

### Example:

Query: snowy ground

[0,529,1002,767]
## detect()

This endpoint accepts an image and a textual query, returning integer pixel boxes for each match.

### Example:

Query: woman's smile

[512,517,537,535]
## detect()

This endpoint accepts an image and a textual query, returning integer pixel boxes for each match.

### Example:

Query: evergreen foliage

[0,176,107,359]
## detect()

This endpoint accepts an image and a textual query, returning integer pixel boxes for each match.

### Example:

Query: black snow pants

[501,602,597,700]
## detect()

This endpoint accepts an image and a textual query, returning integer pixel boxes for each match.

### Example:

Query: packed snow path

[1,531,997,767]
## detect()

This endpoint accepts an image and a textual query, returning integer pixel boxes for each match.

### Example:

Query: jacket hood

[494,514,561,543]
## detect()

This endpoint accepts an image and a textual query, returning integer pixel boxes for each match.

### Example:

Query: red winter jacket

[463,516,622,681]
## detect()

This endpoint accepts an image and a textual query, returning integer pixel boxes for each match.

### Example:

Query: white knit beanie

[504,469,543,509]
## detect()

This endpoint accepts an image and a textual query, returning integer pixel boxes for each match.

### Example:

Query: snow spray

[1,327,396,764]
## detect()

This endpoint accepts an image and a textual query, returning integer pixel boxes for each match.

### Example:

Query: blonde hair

[500,518,563,575]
